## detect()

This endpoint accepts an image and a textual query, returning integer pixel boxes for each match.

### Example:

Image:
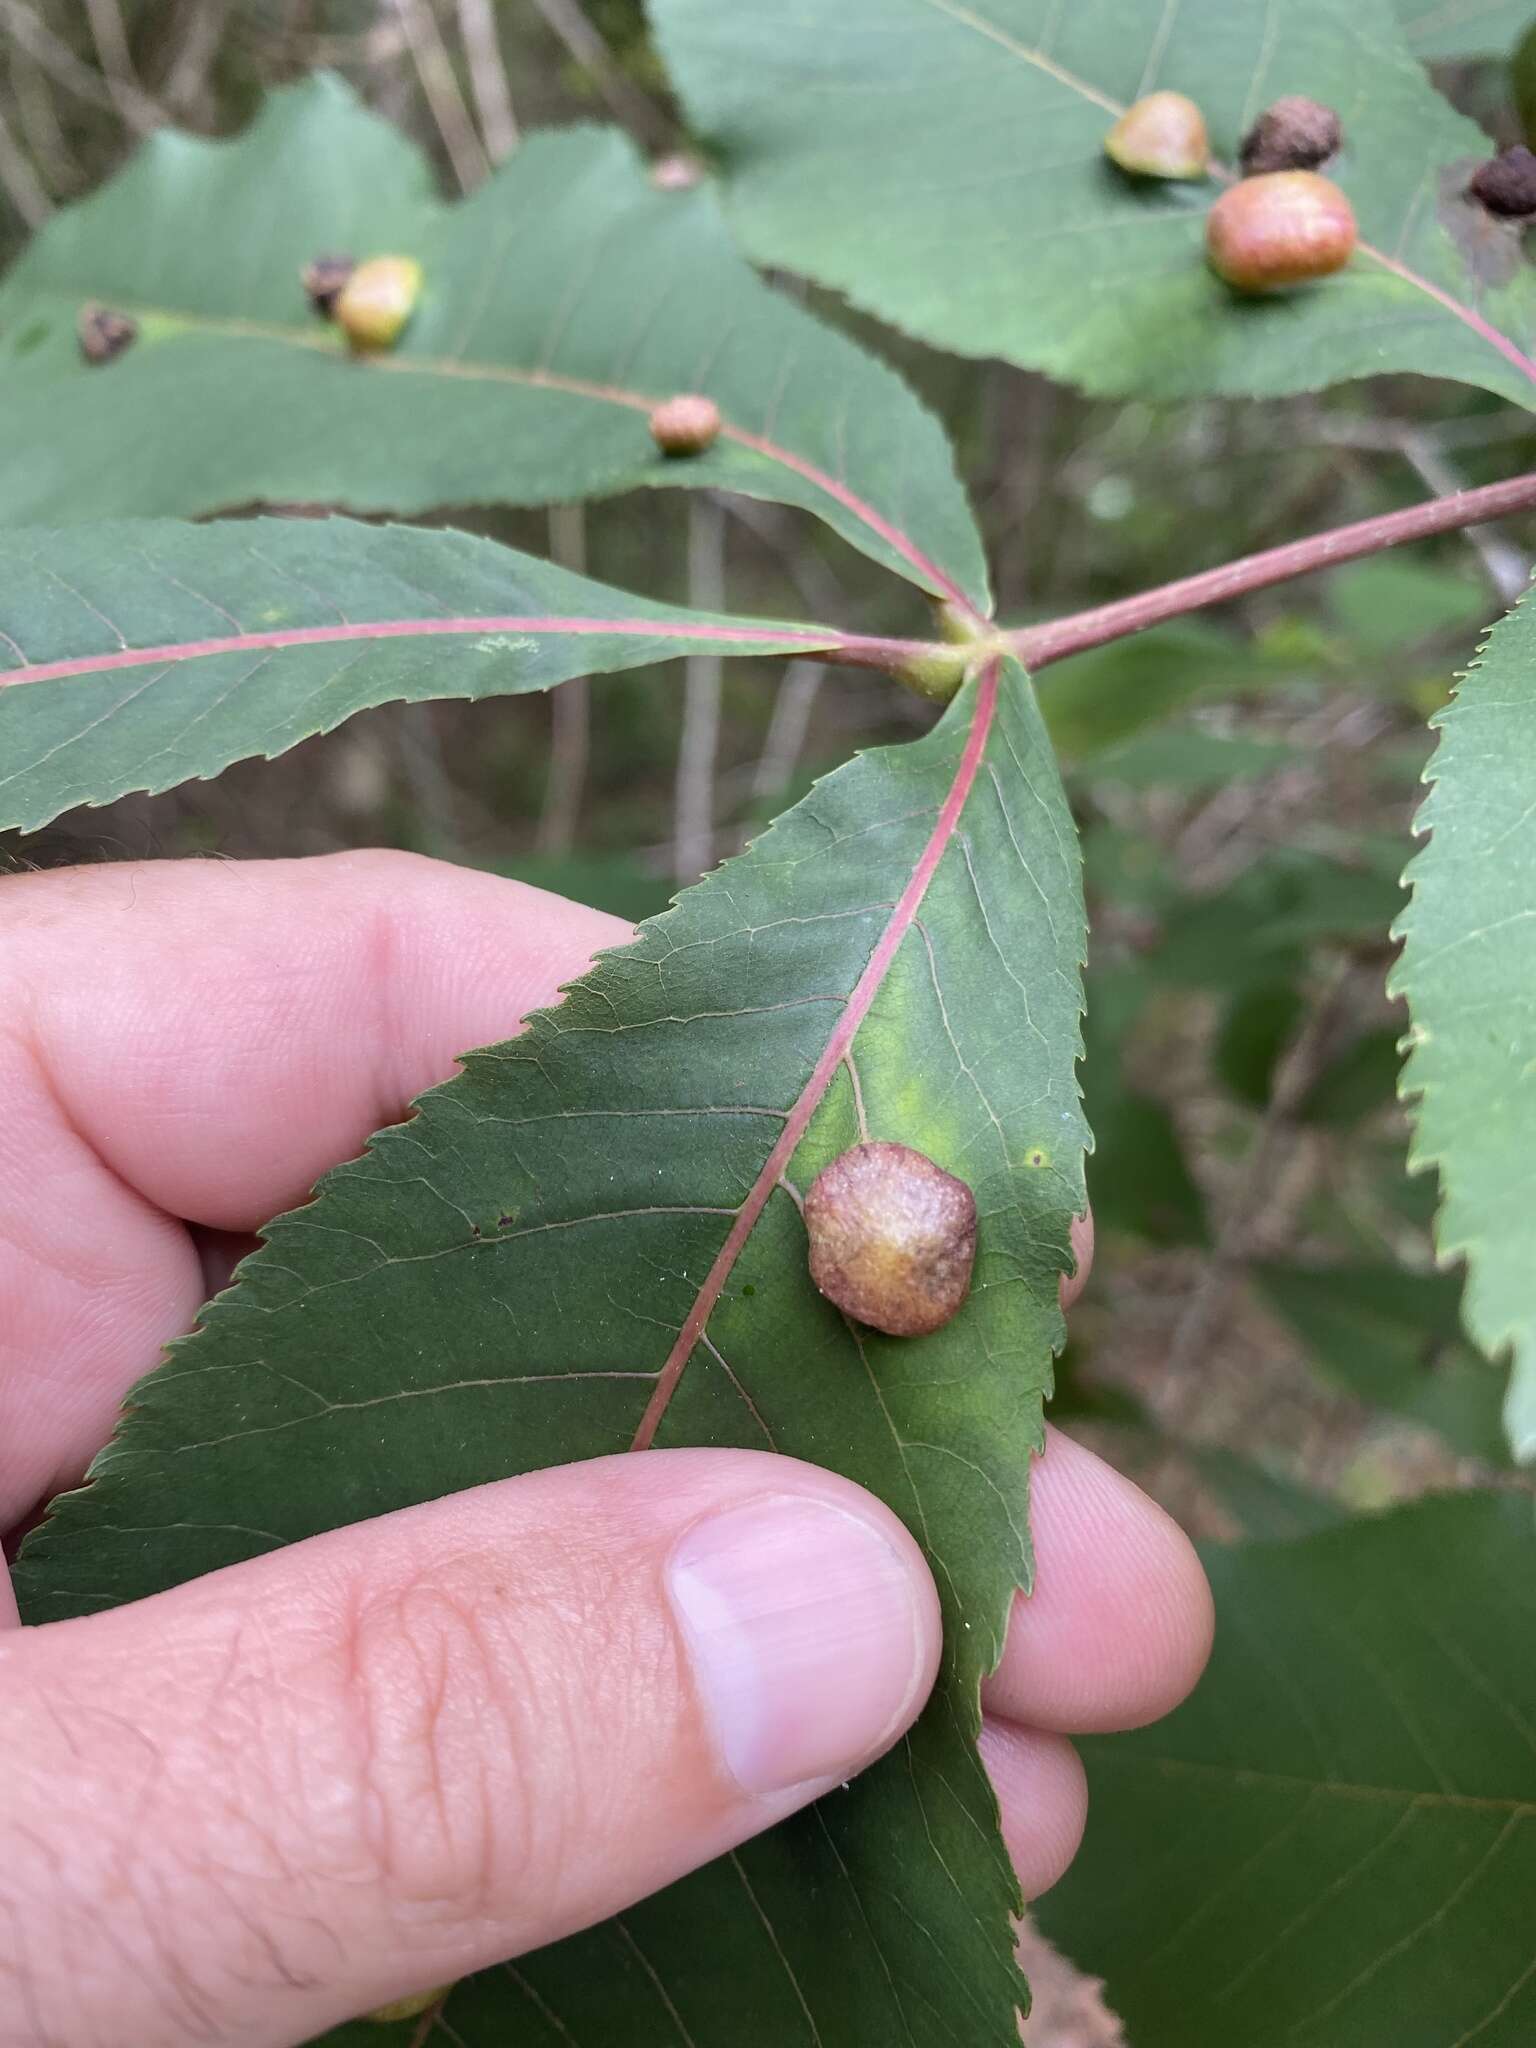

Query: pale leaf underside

[653,0,1536,407]
[0,79,987,611]
[0,517,842,832]
[1397,0,1533,58]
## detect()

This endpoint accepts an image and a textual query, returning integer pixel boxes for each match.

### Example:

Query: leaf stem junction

[839,468,1536,694]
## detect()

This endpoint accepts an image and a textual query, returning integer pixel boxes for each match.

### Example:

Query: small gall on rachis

[649,393,722,458]
[301,252,357,315]
[1239,96,1343,176]
[334,255,423,352]
[804,1141,977,1339]
[1103,92,1209,181]
[651,152,704,191]
[77,303,137,365]
[1205,171,1357,293]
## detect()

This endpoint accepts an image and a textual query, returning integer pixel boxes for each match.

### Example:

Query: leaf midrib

[1093,1751,1536,1814]
[920,0,1121,113]
[631,656,1002,1451]
[0,613,840,690]
[909,0,1536,395]
[29,294,980,614]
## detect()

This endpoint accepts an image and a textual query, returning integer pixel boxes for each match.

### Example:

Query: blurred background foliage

[3,0,1533,1569]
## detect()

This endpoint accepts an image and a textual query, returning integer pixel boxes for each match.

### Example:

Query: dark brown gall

[1469,147,1536,218]
[1239,97,1342,175]
[803,1141,977,1339]
[77,303,138,365]
[301,252,357,315]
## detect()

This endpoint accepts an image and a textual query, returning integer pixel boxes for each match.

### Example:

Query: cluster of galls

[1104,90,1356,293]
[1104,87,1536,294]
[294,242,721,454]
[74,250,430,367]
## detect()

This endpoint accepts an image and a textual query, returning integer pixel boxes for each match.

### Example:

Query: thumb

[2,1449,939,2047]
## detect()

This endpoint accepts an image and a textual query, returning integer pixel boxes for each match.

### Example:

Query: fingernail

[666,1494,929,1795]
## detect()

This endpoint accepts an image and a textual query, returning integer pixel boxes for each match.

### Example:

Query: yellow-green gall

[649,393,722,457]
[363,1986,449,2024]
[1103,92,1209,181]
[804,1141,976,1338]
[893,644,971,703]
[335,256,423,352]
[930,598,987,646]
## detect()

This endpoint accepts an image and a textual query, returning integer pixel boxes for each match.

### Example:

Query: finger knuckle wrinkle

[339,1567,562,1926]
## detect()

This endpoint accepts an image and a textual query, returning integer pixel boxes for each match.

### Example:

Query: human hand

[0,853,1212,2046]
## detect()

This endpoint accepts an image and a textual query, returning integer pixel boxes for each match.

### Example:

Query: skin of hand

[0,853,1213,2048]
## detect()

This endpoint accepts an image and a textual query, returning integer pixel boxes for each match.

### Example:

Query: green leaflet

[652,0,1536,406]
[1253,1261,1513,1466]
[0,76,987,610]
[1037,1492,1536,2046]
[1182,1446,1348,1541]
[16,656,1090,2046]
[1396,0,1533,57]
[0,516,840,834]
[1395,589,1536,1463]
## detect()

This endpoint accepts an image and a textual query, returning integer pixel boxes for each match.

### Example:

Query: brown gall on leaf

[363,1987,449,2024]
[1469,147,1536,219]
[77,303,137,365]
[1102,92,1208,181]
[1239,97,1342,176]
[1437,160,1525,291]
[1206,172,1357,294]
[804,1141,977,1339]
[334,256,423,353]
[649,393,722,457]
[301,251,356,315]
[651,151,704,191]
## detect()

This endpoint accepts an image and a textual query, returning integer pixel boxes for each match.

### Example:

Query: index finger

[0,851,628,1530]
[4,850,630,1231]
